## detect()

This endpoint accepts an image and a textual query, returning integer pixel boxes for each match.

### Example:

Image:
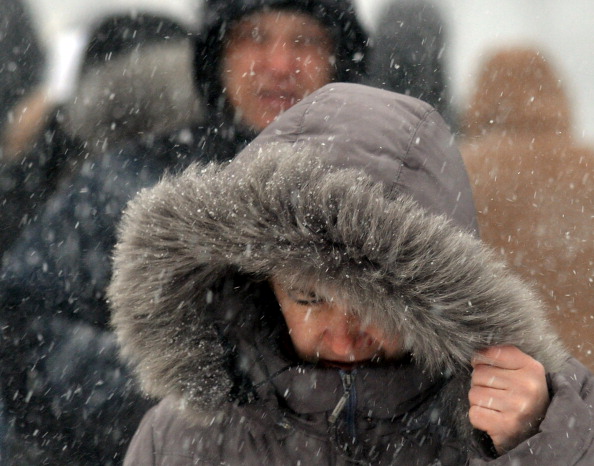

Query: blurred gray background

[23,0,594,144]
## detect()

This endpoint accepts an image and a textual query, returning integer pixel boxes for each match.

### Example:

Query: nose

[324,309,366,358]
[265,40,296,76]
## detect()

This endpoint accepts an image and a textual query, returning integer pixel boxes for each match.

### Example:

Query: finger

[471,364,511,390]
[471,346,504,367]
[469,404,502,432]
[468,386,505,412]
[472,345,531,370]
[469,385,539,415]
[469,405,527,455]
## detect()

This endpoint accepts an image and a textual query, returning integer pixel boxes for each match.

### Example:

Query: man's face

[270,279,405,368]
[221,10,334,131]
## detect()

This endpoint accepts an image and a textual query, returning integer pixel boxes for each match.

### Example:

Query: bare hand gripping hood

[108,83,566,412]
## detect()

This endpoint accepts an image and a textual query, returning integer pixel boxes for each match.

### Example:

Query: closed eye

[287,288,324,306]
[294,298,324,306]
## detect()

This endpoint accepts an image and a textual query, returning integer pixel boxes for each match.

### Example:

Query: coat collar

[245,331,444,419]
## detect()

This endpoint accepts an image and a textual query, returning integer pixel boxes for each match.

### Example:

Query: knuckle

[468,386,486,405]
[468,406,488,429]
[526,357,545,374]
[525,379,540,396]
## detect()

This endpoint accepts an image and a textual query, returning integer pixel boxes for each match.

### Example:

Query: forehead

[227,8,330,36]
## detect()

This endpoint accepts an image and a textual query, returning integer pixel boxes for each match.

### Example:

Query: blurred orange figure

[460,47,594,369]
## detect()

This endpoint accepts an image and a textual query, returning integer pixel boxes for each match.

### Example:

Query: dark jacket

[0,132,235,465]
[459,48,594,372]
[109,83,594,465]
[0,2,368,464]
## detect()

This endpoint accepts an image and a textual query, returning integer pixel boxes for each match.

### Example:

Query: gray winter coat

[108,83,594,465]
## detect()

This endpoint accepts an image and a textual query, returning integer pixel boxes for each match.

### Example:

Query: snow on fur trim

[109,147,567,408]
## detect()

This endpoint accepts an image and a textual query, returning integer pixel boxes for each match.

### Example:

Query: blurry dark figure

[0,13,199,257]
[0,11,200,466]
[0,1,43,457]
[0,1,367,464]
[0,398,5,466]
[366,0,455,127]
[0,0,44,133]
[56,13,202,173]
[460,47,594,371]
[62,39,202,154]
[0,0,45,256]
[3,12,194,158]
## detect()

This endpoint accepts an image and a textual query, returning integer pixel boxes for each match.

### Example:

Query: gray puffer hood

[108,83,566,412]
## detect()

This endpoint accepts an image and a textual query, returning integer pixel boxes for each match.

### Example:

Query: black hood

[82,13,191,73]
[193,0,368,113]
[365,0,452,123]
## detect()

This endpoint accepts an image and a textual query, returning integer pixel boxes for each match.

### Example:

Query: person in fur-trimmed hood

[109,83,594,465]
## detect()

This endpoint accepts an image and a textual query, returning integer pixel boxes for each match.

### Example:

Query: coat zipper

[328,370,356,438]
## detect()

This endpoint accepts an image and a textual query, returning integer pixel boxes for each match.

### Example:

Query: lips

[257,89,300,109]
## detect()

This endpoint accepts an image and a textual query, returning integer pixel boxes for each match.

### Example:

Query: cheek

[284,310,324,346]
[379,340,403,359]
[287,311,319,335]
[221,52,254,87]
[365,325,402,355]
[296,53,333,87]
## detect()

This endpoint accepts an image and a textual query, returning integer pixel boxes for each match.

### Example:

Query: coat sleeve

[124,405,158,466]
[123,397,229,466]
[469,357,594,465]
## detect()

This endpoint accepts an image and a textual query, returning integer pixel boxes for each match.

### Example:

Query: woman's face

[270,279,405,368]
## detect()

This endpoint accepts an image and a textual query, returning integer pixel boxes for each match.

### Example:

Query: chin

[316,355,377,369]
[317,353,410,370]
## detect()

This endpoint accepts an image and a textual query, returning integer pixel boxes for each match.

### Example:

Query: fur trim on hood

[108,83,567,411]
